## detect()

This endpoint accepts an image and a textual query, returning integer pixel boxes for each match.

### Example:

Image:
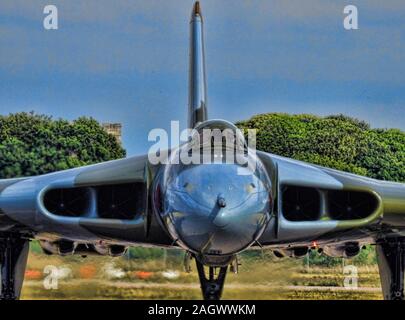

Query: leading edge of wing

[0,155,173,247]
[257,150,405,190]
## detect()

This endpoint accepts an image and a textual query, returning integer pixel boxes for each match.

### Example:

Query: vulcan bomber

[0,2,404,300]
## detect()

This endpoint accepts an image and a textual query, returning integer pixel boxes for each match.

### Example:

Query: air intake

[282,185,321,221]
[328,190,379,220]
[96,182,146,220]
[43,187,91,217]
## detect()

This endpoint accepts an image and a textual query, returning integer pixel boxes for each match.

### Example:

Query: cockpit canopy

[192,119,248,151]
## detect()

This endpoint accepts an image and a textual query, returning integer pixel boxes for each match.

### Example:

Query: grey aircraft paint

[0,1,404,300]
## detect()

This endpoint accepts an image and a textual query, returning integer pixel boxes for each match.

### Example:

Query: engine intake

[282,186,321,221]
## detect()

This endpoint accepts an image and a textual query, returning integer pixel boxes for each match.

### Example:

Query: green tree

[0,112,125,178]
[237,113,405,183]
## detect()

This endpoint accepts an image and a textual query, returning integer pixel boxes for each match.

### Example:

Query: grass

[20,250,383,300]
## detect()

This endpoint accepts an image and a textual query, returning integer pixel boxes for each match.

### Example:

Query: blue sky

[0,0,404,156]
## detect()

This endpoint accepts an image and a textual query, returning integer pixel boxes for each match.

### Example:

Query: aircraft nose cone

[212,212,229,228]
[160,160,273,256]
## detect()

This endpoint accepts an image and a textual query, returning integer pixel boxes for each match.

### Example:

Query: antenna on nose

[217,195,227,208]
[188,1,208,129]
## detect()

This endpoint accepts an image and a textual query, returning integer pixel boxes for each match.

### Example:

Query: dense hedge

[237,113,405,182]
[0,112,125,179]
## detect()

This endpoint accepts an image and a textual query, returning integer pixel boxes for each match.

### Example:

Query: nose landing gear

[195,259,228,300]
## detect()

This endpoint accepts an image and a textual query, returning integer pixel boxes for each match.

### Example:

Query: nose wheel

[195,259,228,300]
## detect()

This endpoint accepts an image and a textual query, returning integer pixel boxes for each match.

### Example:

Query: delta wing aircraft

[0,2,404,300]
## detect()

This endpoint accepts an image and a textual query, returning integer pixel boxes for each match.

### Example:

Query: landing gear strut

[0,234,29,300]
[376,238,405,300]
[195,259,228,300]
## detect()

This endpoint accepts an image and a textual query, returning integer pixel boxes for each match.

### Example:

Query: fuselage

[152,143,273,264]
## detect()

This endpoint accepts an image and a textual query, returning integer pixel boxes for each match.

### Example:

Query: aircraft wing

[0,155,173,247]
[257,150,405,247]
